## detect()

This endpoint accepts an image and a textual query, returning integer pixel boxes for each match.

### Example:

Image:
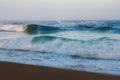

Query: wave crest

[0,24,26,32]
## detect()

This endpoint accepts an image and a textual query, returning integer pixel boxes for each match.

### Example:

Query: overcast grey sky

[0,0,120,20]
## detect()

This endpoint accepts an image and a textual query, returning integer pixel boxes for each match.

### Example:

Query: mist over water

[0,20,120,75]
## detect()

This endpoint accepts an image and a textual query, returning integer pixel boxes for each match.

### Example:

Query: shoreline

[0,61,120,80]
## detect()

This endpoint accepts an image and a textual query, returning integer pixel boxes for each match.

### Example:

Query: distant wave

[26,24,120,34]
[92,27,120,33]
[0,23,120,34]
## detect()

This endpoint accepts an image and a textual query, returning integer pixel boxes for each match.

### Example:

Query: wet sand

[0,61,120,80]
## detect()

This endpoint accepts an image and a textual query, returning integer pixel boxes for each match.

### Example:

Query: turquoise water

[0,20,120,75]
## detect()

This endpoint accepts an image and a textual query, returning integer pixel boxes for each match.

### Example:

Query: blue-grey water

[0,20,120,75]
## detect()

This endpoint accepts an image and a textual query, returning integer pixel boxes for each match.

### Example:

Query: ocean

[0,20,120,75]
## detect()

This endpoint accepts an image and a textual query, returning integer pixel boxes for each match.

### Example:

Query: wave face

[25,24,61,34]
[0,20,120,75]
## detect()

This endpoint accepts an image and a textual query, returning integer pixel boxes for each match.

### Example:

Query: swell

[74,25,120,33]
[25,24,120,34]
[91,27,120,33]
[0,23,120,34]
[57,20,120,33]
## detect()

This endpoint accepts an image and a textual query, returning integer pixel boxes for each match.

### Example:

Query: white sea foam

[0,24,27,32]
[0,33,120,60]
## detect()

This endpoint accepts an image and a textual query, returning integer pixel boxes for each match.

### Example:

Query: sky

[0,0,120,20]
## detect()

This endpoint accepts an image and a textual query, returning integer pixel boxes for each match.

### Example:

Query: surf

[0,20,120,75]
[0,35,120,60]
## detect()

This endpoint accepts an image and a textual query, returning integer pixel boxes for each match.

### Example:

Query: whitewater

[0,20,120,75]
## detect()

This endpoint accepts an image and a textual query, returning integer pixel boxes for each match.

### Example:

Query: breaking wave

[0,24,61,34]
[0,35,120,60]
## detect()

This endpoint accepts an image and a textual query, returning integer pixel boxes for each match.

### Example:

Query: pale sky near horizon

[0,0,120,20]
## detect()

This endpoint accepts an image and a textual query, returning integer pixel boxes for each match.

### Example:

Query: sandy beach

[0,61,119,80]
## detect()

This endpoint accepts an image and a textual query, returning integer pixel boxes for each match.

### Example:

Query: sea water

[0,20,120,75]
